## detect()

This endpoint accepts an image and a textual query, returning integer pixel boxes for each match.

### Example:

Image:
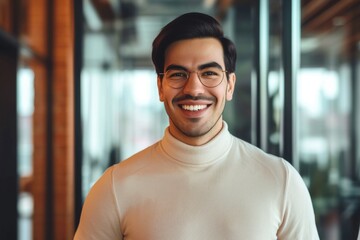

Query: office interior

[0,0,359,239]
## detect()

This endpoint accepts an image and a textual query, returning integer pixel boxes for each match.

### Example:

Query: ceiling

[83,0,217,68]
[301,0,360,56]
[83,0,360,69]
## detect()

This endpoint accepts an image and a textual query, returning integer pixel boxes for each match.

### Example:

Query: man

[74,12,319,239]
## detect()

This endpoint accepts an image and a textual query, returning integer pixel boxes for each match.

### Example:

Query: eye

[202,71,218,76]
[201,68,221,78]
[167,70,188,79]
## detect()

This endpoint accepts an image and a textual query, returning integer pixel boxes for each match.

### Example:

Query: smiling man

[158,37,235,145]
[74,12,319,240]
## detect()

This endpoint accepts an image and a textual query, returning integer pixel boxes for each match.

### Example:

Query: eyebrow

[198,62,223,70]
[165,62,223,72]
[165,64,187,72]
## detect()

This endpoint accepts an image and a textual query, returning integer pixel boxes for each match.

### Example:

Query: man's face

[157,37,236,146]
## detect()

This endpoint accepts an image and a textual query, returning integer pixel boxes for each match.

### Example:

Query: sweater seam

[279,159,290,229]
[110,167,123,235]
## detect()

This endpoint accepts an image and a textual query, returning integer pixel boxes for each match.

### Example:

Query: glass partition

[81,67,167,195]
[299,1,360,238]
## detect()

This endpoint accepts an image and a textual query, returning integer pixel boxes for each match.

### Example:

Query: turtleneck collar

[159,121,233,166]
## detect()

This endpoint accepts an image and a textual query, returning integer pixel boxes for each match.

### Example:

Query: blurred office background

[0,0,359,239]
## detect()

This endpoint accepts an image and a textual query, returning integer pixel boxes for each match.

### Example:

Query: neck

[168,119,224,146]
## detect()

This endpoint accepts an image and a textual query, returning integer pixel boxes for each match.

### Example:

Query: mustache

[173,94,215,103]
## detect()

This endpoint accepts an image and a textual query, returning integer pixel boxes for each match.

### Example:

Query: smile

[181,104,208,111]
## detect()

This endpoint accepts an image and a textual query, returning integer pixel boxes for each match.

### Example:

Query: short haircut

[152,12,237,78]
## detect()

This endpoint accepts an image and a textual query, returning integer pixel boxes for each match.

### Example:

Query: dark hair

[152,12,237,77]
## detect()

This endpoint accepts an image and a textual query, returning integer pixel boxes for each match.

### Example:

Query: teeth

[181,105,207,111]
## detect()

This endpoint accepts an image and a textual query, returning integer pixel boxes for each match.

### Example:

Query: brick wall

[29,0,75,239]
[52,0,74,239]
[28,1,47,239]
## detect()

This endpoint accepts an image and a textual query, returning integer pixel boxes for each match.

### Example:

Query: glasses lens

[198,67,224,87]
[165,70,188,88]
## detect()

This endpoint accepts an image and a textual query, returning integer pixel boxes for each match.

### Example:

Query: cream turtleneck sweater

[74,122,319,240]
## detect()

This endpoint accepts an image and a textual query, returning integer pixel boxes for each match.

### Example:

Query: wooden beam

[302,0,329,23]
[304,0,357,32]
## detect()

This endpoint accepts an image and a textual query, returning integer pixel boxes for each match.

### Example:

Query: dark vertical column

[45,0,54,238]
[252,0,269,150]
[0,33,19,240]
[0,0,20,237]
[281,0,300,166]
[350,50,359,181]
[252,0,261,147]
[74,0,84,229]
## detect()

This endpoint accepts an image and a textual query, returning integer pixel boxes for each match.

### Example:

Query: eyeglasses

[159,67,227,88]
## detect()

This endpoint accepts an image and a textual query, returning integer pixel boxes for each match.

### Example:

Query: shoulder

[229,136,310,198]
[82,141,161,200]
[230,138,318,237]
[231,137,289,178]
[111,141,162,181]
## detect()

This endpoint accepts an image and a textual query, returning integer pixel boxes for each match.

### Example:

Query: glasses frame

[159,69,228,89]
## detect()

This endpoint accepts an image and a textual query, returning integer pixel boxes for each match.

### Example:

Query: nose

[182,72,205,96]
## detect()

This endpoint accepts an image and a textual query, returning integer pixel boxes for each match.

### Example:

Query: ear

[157,76,165,102]
[226,73,236,101]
